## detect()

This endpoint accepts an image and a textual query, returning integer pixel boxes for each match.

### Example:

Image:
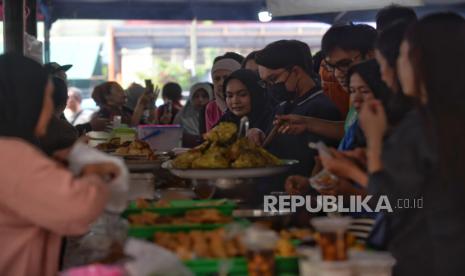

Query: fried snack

[257,147,282,166]
[136,198,150,209]
[232,151,268,168]
[184,209,232,224]
[191,150,229,169]
[128,212,159,226]
[275,238,295,257]
[172,122,282,169]
[152,228,296,260]
[229,138,257,160]
[172,150,202,169]
[203,122,237,144]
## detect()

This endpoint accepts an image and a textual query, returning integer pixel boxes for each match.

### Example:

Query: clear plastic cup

[311,217,352,261]
[242,226,279,276]
[350,250,396,276]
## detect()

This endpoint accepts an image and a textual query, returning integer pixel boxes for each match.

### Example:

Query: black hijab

[220,69,273,131]
[0,54,49,144]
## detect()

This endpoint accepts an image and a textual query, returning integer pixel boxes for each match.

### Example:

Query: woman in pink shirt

[204,56,241,131]
[0,54,118,276]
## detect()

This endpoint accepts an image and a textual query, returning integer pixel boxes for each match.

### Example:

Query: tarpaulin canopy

[37,0,465,25]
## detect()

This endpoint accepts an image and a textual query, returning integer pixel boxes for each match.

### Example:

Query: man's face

[258,65,294,91]
[325,48,364,91]
[212,69,232,100]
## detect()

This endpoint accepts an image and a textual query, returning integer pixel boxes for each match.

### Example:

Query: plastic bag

[124,238,193,276]
[62,213,129,269]
[68,142,129,213]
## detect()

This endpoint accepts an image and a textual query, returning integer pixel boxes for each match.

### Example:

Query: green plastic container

[128,223,239,239]
[112,127,137,143]
[123,199,236,217]
[184,256,299,276]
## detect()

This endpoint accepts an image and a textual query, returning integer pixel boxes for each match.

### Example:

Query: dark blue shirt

[266,87,341,176]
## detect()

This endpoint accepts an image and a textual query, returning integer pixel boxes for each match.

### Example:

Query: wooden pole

[3,0,25,54]
[25,0,37,37]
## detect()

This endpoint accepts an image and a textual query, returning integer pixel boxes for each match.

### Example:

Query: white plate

[126,160,162,172]
[162,159,299,179]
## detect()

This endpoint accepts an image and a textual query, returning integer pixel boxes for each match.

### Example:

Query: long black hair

[0,54,49,144]
[347,60,391,108]
[221,69,273,131]
[375,20,415,126]
[404,12,465,183]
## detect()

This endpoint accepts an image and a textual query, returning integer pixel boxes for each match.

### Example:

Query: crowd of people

[1,4,465,276]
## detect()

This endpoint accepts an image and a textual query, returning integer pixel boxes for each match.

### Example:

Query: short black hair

[312,51,324,76]
[322,24,377,58]
[162,82,182,102]
[213,52,245,65]
[375,20,411,68]
[376,5,417,32]
[52,77,68,109]
[241,50,258,68]
[255,40,313,75]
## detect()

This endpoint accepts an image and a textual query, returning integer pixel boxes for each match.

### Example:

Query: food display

[128,209,232,226]
[97,139,156,160]
[172,122,282,169]
[96,137,122,152]
[152,228,300,261]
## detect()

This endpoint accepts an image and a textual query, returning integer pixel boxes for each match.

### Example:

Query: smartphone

[144,79,153,87]
[144,79,154,94]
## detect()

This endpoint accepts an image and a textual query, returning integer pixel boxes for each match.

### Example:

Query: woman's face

[397,41,416,97]
[106,83,127,107]
[349,73,374,113]
[212,69,232,101]
[192,89,210,110]
[34,79,54,137]
[375,49,397,92]
[225,79,252,118]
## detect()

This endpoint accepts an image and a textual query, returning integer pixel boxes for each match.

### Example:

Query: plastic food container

[317,261,353,276]
[309,169,339,191]
[350,250,396,276]
[137,125,182,152]
[311,217,352,261]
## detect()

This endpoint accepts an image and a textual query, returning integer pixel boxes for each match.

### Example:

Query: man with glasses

[251,40,341,180]
[276,25,378,145]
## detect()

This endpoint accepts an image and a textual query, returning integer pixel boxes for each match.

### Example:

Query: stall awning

[50,38,102,79]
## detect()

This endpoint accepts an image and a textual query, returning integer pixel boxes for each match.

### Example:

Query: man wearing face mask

[253,40,341,177]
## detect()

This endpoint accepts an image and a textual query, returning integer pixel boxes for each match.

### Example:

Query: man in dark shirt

[253,40,341,177]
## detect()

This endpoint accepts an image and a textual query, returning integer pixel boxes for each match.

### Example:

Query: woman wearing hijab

[219,69,273,132]
[0,54,117,276]
[174,82,213,147]
[204,55,241,131]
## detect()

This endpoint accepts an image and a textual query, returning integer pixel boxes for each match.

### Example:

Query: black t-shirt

[266,86,342,176]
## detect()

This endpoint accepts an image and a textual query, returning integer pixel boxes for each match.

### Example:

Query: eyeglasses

[258,69,291,89]
[325,54,361,72]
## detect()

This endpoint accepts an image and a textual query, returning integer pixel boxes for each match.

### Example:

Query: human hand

[90,117,111,132]
[359,99,387,143]
[318,177,358,197]
[274,114,308,135]
[341,148,367,168]
[285,175,311,195]
[319,148,360,179]
[246,128,265,146]
[81,162,120,182]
